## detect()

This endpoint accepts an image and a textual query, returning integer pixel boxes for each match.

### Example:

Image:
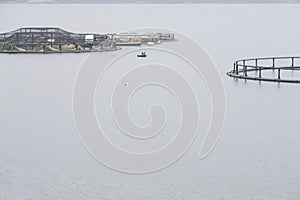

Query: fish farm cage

[227,56,300,83]
[0,27,117,53]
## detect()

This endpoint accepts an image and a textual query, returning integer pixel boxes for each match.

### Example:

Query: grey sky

[1,0,300,3]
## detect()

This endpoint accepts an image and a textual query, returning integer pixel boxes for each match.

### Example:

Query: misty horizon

[1,0,300,4]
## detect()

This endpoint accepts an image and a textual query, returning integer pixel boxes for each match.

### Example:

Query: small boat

[137,51,147,58]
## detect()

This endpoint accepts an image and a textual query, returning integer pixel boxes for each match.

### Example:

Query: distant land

[1,0,300,4]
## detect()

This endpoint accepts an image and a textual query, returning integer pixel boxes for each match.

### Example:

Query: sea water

[0,4,300,200]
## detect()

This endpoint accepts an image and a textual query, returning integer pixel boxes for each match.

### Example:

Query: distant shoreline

[1,0,300,4]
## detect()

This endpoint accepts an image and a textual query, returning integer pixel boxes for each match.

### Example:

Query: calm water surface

[0,4,300,200]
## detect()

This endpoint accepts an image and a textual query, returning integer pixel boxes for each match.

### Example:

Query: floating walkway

[227,56,300,83]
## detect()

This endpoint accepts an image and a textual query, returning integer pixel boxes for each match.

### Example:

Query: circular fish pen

[227,56,300,83]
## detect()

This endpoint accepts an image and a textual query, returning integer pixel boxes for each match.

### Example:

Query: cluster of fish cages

[227,56,300,83]
[0,27,117,53]
[113,32,175,46]
[0,27,175,54]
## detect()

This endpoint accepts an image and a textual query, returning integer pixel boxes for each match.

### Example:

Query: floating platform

[0,27,175,54]
[114,32,175,46]
[0,27,117,53]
